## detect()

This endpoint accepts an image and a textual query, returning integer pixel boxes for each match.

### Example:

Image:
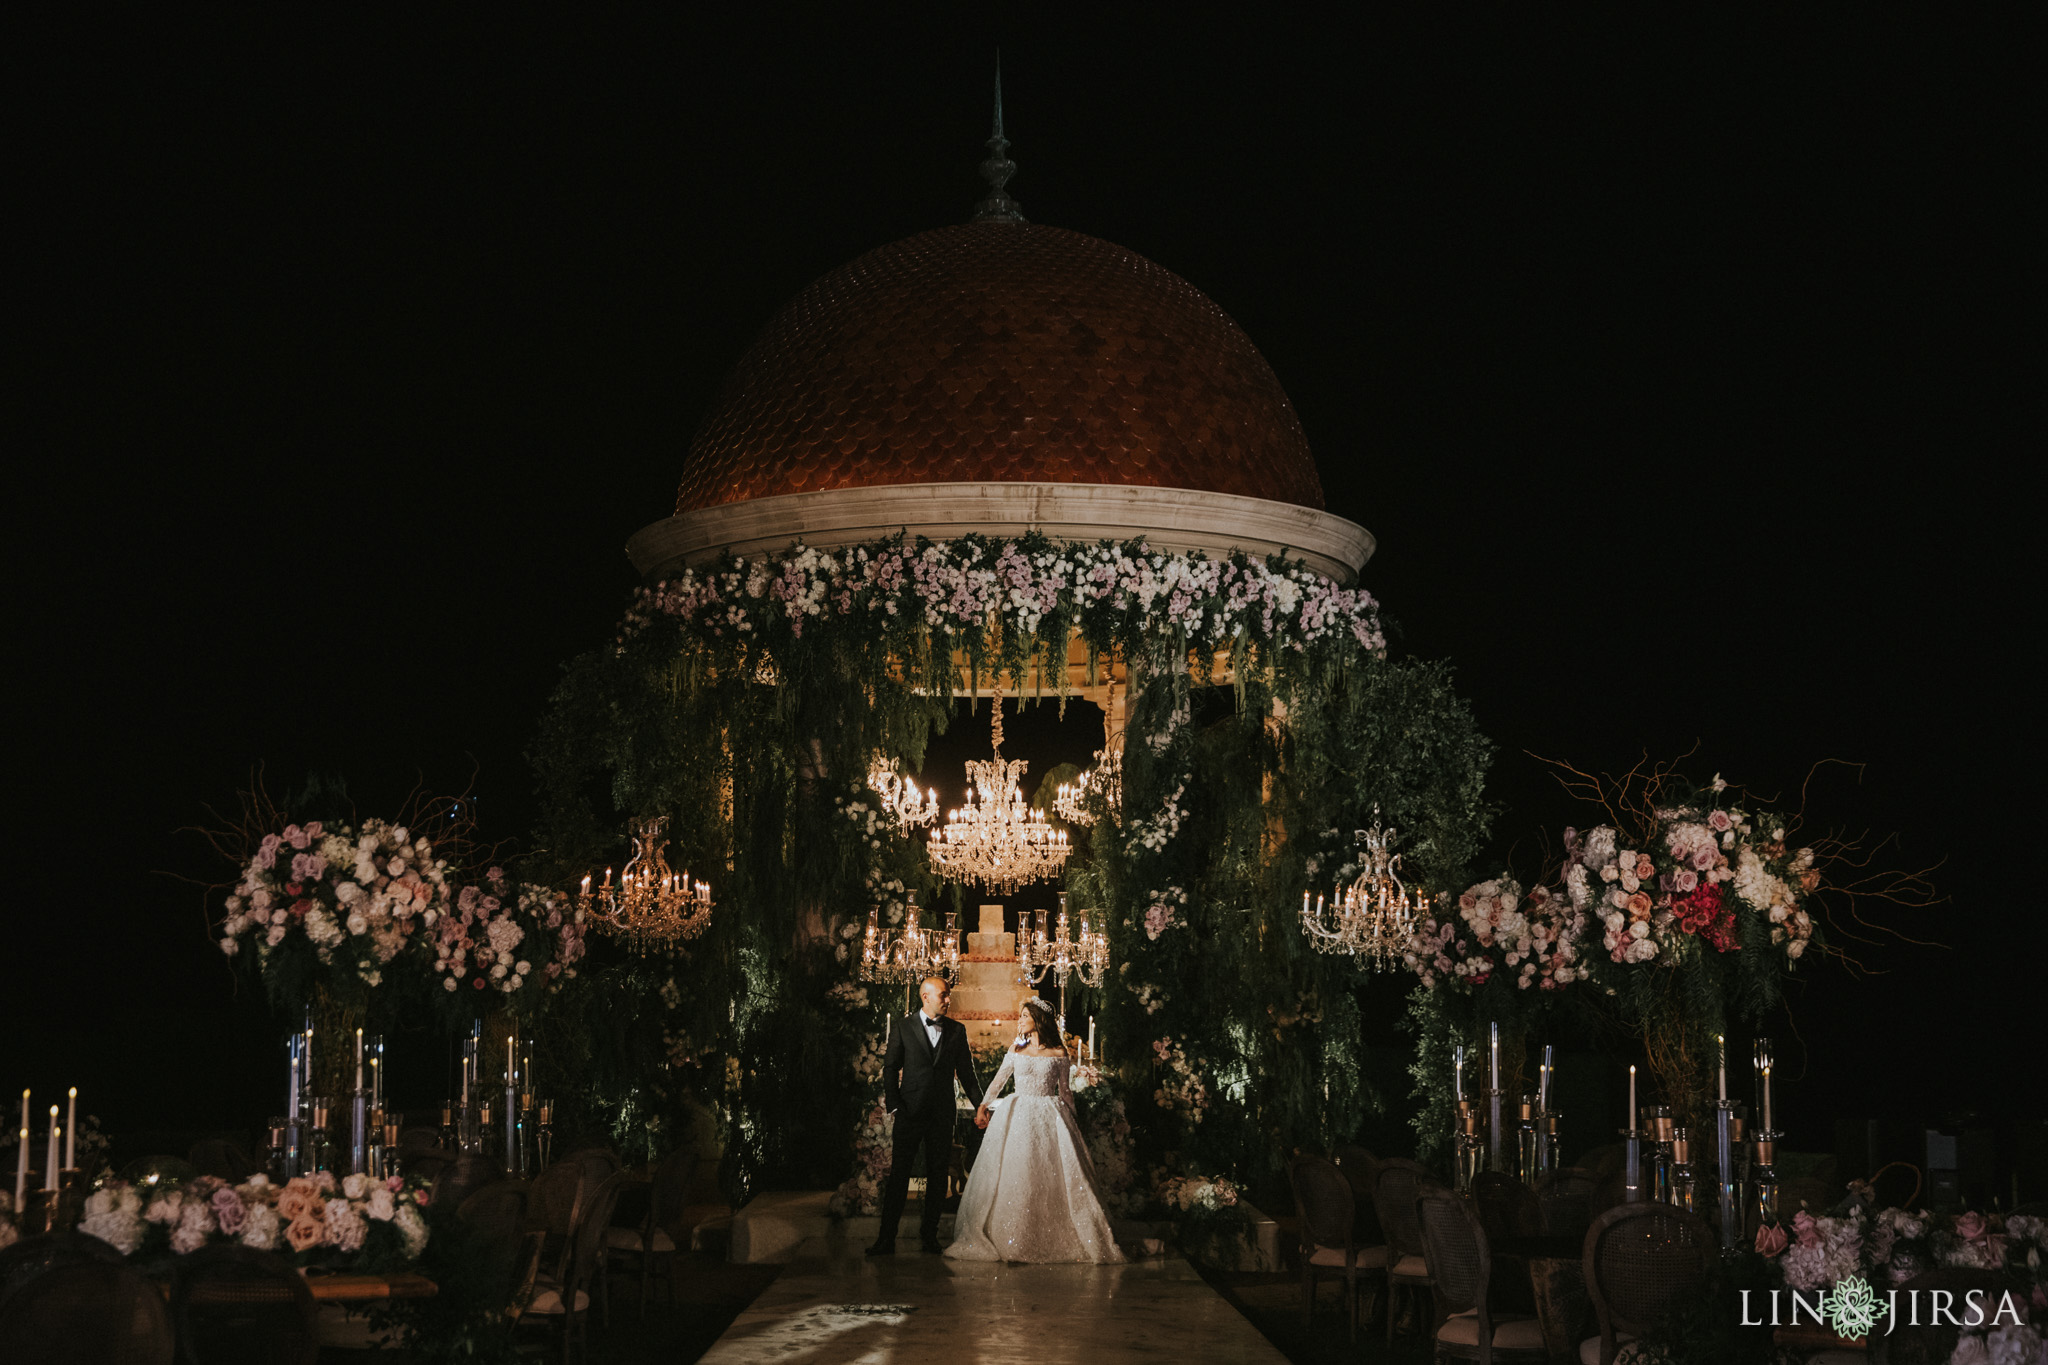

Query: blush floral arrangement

[215,816,586,1018]
[77,1171,432,1269]
[827,1101,895,1218]
[217,820,453,999]
[1400,876,1590,994]
[1558,780,1819,972]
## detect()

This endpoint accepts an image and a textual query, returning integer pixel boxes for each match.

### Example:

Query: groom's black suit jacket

[883,1012,985,1122]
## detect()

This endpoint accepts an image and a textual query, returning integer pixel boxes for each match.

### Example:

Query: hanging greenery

[528,532,1496,1204]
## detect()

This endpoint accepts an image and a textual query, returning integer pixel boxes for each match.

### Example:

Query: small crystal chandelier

[928,688,1070,893]
[868,756,940,832]
[1017,892,1109,990]
[1054,735,1124,828]
[1300,810,1427,969]
[857,891,960,985]
[578,816,713,950]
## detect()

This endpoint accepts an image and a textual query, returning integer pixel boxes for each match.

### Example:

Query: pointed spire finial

[971,54,1025,224]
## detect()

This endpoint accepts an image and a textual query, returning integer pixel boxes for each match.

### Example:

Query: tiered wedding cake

[949,904,1030,1050]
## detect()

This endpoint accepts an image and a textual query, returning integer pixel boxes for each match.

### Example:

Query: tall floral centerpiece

[1555,773,1824,1127]
[218,819,454,1015]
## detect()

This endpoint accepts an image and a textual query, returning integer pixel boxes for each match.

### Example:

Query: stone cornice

[627,482,1374,585]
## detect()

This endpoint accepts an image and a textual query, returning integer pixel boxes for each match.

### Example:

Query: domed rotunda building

[627,98,1372,590]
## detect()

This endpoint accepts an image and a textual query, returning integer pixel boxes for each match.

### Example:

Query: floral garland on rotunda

[532,527,1494,1208]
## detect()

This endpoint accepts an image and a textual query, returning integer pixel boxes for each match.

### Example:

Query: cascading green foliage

[1097,640,1494,1194]
[527,533,1494,1202]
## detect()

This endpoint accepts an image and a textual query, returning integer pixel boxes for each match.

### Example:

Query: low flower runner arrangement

[76,1171,432,1269]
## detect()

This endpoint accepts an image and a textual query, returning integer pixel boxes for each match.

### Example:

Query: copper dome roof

[675,222,1325,515]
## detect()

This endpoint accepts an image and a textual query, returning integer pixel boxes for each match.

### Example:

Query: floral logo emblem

[1821,1275,1882,1339]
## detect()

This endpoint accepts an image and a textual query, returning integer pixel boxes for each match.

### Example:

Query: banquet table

[301,1271,439,1302]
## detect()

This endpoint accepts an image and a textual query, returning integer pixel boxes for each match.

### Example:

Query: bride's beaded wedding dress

[944,1049,1124,1263]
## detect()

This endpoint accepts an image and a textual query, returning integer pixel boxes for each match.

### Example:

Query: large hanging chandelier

[857,891,960,984]
[868,756,940,832]
[1053,734,1123,828]
[928,689,1070,893]
[1300,810,1427,970]
[578,816,713,950]
[1017,892,1109,991]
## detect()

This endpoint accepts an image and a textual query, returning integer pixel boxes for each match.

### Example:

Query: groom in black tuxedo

[868,976,985,1255]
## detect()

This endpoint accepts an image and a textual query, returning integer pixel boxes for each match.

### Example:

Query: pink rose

[1955,1211,1988,1242]
[210,1185,246,1235]
[1635,854,1656,880]
[1756,1223,1789,1257]
[304,821,324,839]
[1793,1210,1821,1248]
[285,824,311,851]
[284,1214,325,1252]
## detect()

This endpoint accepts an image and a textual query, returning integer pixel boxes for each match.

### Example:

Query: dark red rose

[473,978,485,990]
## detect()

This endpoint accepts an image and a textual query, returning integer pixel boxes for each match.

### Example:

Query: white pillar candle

[1087,1016,1096,1058]
[13,1089,26,1205]
[506,1036,514,1085]
[44,1107,60,1192]
[1761,1065,1773,1131]
[1489,1021,1500,1090]
[1454,1045,1465,1101]
[1628,1065,1637,1131]
[355,1028,365,1093]
[65,1088,76,1169]
[1717,1035,1727,1103]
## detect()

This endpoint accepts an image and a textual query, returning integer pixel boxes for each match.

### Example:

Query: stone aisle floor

[696,1230,1291,1365]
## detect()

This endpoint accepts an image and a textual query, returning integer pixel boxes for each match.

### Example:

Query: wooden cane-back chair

[1581,1201,1715,1365]
[0,1260,174,1365]
[1415,1191,1546,1364]
[1289,1153,1388,1341]
[1471,1171,1541,1243]
[170,1243,319,1365]
[1371,1157,1441,1347]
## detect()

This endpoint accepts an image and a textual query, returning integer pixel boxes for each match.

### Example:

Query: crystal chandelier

[1053,734,1123,828]
[928,690,1070,893]
[1017,892,1109,990]
[1300,810,1427,969]
[857,891,960,984]
[868,756,940,832]
[578,816,713,950]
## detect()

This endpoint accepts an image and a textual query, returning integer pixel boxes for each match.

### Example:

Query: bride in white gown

[945,996,1124,1264]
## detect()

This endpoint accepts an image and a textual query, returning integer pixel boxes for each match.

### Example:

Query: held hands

[974,1104,992,1129]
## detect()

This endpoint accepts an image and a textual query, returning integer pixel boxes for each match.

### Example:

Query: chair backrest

[459,1181,531,1243]
[1415,1191,1490,1316]
[563,1171,632,1295]
[0,1231,126,1312]
[0,1260,175,1365]
[187,1139,257,1182]
[526,1160,586,1236]
[1288,1154,1355,1252]
[1534,1167,1596,1239]
[170,1243,318,1365]
[1372,1157,1435,1260]
[1471,1171,1540,1242]
[1332,1144,1380,1198]
[430,1152,505,1212]
[1582,1202,1715,1351]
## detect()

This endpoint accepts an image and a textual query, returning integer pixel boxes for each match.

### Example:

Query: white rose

[489,963,508,979]
[366,1188,396,1222]
[1629,921,1650,940]
[442,978,458,992]
[220,937,239,956]
[1787,940,1806,959]
[342,1173,369,1200]
[346,913,369,936]
[515,961,531,975]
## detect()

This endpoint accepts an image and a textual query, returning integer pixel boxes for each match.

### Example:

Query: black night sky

[10,13,2040,1168]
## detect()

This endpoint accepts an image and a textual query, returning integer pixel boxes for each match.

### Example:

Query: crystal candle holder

[1514,1097,1539,1183]
[1752,1132,1782,1230]
[308,1099,337,1175]
[1670,1128,1697,1213]
[1621,1124,1645,1203]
